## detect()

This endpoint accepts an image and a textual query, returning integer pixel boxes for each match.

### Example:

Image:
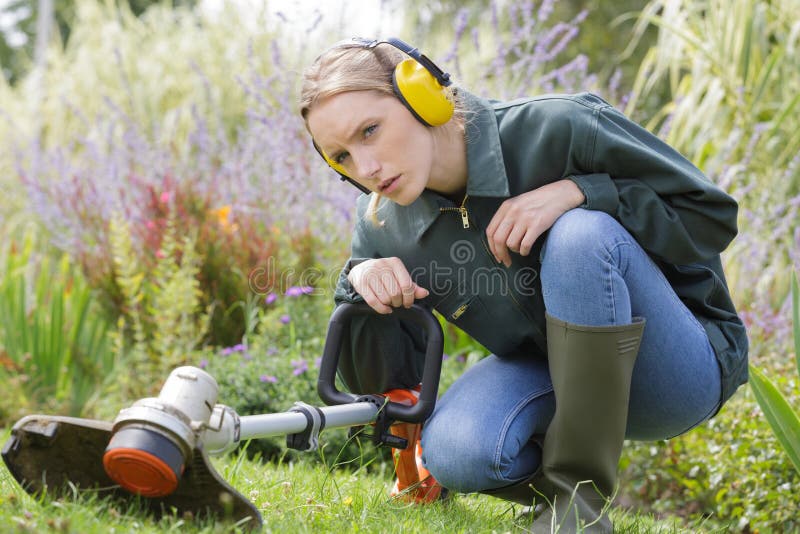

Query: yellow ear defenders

[313,37,454,193]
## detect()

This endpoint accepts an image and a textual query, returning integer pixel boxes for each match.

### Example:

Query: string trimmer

[2,303,444,530]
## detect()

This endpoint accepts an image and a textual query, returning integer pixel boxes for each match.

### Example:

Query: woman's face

[307,90,435,205]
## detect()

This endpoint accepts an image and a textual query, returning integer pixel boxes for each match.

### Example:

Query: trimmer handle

[317,303,444,423]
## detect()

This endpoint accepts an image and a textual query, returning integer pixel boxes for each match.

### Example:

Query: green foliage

[625,0,800,198]
[0,1,198,84]
[620,387,800,532]
[0,224,115,422]
[3,0,279,148]
[109,210,210,396]
[748,270,800,476]
[749,365,800,474]
[201,290,330,460]
[794,271,800,374]
[400,0,657,102]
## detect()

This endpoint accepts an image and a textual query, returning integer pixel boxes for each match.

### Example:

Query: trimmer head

[2,414,262,529]
[1,305,445,530]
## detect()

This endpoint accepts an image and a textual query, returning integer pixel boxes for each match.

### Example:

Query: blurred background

[0,1,798,530]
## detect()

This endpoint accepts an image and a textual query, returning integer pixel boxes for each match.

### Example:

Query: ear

[392,58,454,127]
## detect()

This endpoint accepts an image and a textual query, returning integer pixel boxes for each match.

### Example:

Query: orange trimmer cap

[103,426,186,498]
[103,446,180,497]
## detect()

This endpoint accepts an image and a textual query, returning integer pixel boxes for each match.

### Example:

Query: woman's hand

[486,179,585,267]
[348,257,430,314]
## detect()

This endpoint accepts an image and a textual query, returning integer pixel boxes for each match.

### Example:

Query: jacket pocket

[431,286,547,358]
[433,290,489,333]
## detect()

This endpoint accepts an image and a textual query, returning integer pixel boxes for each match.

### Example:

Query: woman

[299,38,748,533]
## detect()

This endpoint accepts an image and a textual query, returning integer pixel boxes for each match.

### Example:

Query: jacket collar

[406,90,510,241]
[461,90,510,198]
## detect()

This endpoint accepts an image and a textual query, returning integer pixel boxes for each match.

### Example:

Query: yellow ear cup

[393,58,454,127]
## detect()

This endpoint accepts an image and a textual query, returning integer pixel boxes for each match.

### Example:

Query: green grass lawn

[0,428,725,534]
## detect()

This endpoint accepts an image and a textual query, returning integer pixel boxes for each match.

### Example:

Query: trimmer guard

[2,415,262,529]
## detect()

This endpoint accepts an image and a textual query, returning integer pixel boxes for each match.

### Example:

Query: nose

[352,149,381,181]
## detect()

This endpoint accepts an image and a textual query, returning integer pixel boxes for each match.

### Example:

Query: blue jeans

[421,209,722,492]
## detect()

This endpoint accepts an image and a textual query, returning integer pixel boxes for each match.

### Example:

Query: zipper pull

[452,302,469,319]
[459,207,470,229]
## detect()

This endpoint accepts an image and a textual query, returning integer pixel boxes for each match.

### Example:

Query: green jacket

[333,90,749,408]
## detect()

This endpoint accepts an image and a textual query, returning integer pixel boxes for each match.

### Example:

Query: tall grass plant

[0,221,116,422]
[748,270,800,475]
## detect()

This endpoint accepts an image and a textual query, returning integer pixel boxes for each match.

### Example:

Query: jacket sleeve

[332,211,429,395]
[567,101,739,264]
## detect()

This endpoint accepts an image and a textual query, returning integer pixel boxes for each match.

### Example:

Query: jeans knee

[544,209,620,261]
[421,420,494,492]
[542,209,629,283]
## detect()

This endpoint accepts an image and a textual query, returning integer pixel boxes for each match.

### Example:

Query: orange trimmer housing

[385,388,447,503]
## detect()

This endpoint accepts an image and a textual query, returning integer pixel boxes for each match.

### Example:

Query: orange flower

[214,205,232,226]
[213,205,239,233]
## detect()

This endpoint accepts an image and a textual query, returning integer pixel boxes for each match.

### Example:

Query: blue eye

[334,151,349,165]
[364,124,377,137]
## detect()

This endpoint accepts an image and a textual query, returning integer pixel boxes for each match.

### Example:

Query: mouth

[378,175,400,193]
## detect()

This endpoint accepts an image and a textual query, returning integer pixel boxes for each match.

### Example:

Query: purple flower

[285,286,303,297]
[199,358,209,368]
[291,359,308,376]
[279,314,291,324]
[221,343,246,357]
[285,285,314,297]
[259,374,278,383]
[265,292,278,305]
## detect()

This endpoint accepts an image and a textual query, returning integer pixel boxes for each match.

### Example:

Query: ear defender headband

[313,37,454,194]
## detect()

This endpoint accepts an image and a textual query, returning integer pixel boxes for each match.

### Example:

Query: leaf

[793,269,799,379]
[749,364,800,475]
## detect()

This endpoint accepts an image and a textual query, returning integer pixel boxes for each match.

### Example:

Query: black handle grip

[317,303,444,423]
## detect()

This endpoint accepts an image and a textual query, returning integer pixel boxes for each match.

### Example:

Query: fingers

[487,205,514,267]
[348,258,428,314]
[518,229,538,257]
[485,204,505,262]
[414,285,430,300]
[487,198,548,266]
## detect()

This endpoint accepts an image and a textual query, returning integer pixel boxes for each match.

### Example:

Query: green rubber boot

[530,313,645,533]
[479,315,645,532]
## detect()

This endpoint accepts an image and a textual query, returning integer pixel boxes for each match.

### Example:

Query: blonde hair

[300,41,463,225]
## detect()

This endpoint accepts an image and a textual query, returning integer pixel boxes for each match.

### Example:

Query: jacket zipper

[439,194,470,228]
[439,195,542,344]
